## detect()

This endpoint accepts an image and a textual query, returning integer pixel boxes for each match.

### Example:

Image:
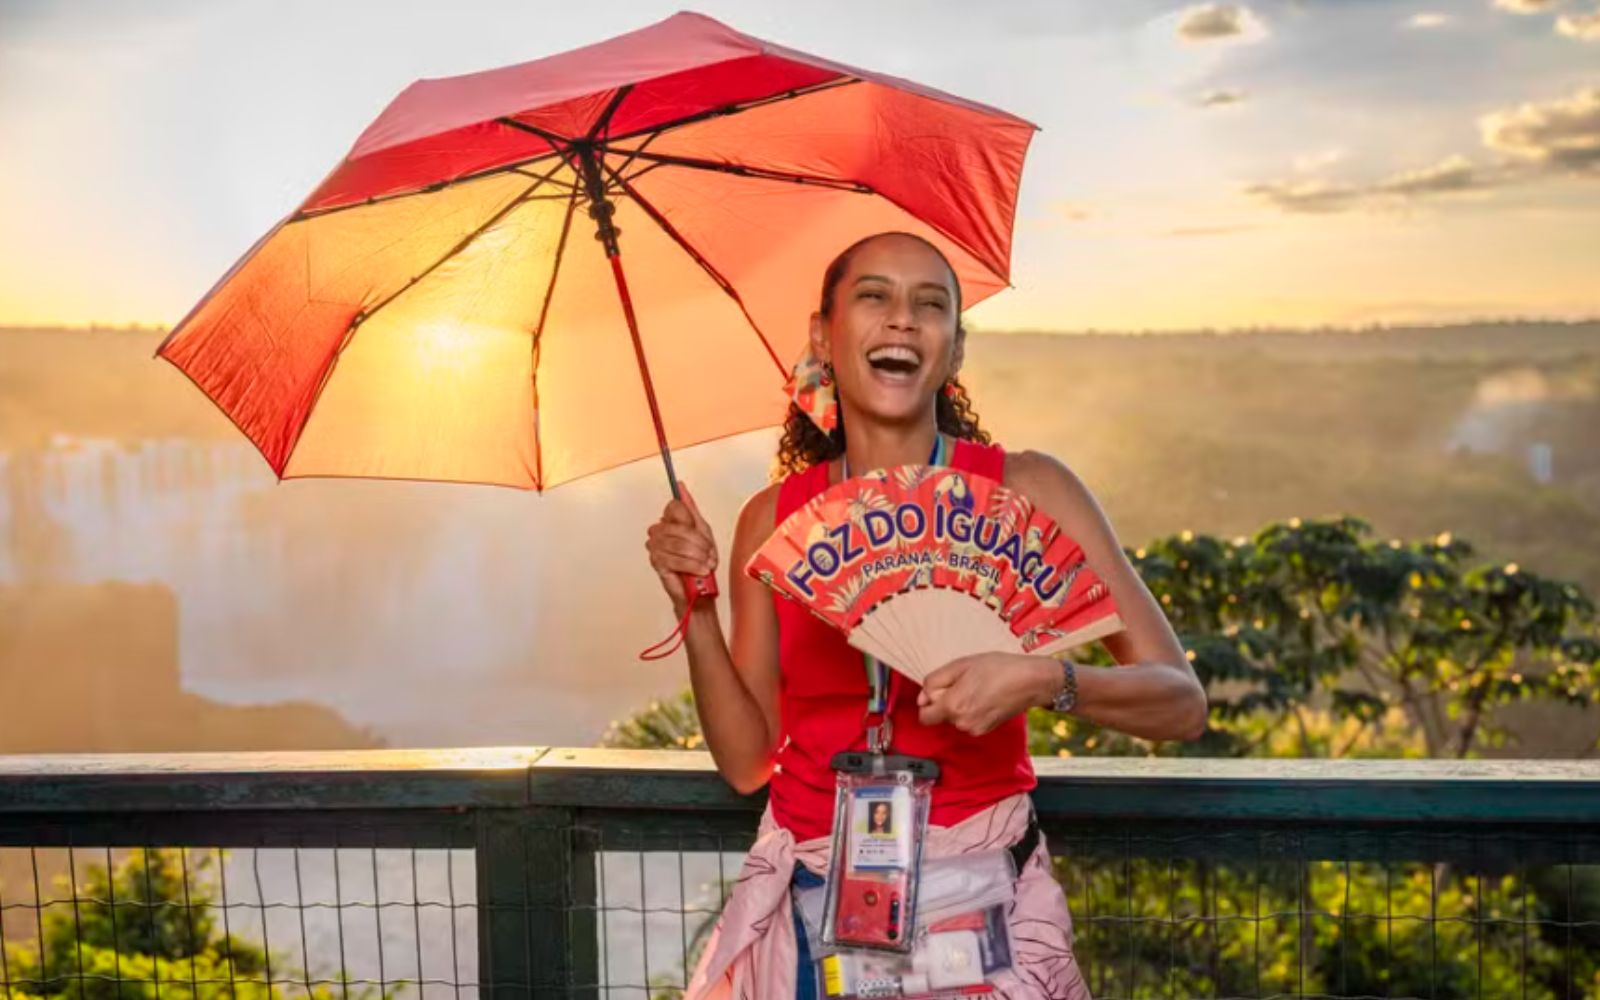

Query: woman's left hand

[917,653,1059,736]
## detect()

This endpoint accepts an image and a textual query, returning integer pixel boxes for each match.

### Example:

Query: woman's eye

[859,289,885,300]
[919,299,948,311]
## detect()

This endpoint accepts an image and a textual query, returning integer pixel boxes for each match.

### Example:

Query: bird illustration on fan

[746,465,1126,685]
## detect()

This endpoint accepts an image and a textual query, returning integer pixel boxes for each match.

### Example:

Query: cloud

[1556,6,1600,37]
[1374,155,1482,197]
[1248,85,1600,216]
[1493,0,1563,12]
[1480,85,1600,172]
[1244,178,1365,214]
[1246,155,1489,213]
[1176,3,1267,41]
[1406,12,1454,28]
[1198,89,1247,107]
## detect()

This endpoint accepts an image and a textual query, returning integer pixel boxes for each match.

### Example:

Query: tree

[3,849,386,1000]
[1084,517,1600,760]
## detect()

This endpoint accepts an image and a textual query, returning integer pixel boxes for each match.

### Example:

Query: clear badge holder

[821,749,938,954]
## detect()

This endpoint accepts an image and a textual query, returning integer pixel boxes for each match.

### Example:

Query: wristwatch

[1050,660,1078,714]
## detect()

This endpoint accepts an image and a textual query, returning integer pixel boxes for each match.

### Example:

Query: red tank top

[767,438,1037,841]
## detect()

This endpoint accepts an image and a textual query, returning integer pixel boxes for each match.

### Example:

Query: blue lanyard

[842,435,947,718]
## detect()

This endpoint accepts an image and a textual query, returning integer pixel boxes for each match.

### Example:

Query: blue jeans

[792,863,827,999]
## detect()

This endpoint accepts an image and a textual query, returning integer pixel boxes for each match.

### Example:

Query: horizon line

[5,315,1599,338]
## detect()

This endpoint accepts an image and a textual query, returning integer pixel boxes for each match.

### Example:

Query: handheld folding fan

[746,464,1126,684]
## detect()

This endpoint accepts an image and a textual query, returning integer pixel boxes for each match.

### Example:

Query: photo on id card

[848,784,913,872]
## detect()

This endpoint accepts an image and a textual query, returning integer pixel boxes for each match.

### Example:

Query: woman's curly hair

[773,233,990,480]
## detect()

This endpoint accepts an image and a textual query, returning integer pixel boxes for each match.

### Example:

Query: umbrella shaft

[575,144,680,499]
[576,143,623,259]
[608,253,681,500]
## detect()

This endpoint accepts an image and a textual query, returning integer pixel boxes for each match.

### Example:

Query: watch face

[1053,663,1076,712]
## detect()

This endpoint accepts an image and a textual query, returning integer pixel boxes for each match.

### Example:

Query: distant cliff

[0,582,383,752]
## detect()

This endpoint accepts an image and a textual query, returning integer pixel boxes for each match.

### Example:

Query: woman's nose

[886,293,915,329]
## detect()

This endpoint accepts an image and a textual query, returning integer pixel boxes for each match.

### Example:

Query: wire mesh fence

[1052,827,1600,1000]
[1,751,1597,999]
[0,844,479,1000]
[577,822,1600,1000]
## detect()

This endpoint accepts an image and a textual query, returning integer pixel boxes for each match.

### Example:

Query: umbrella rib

[282,159,572,472]
[606,150,873,195]
[290,80,861,224]
[289,148,567,224]
[509,168,580,189]
[603,130,664,192]
[601,159,788,380]
[529,184,580,491]
[286,80,864,225]
[615,160,665,189]
[587,84,635,142]
[603,77,862,146]
[346,157,572,333]
[497,116,571,147]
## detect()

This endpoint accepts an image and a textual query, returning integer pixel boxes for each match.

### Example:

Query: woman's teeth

[866,345,921,374]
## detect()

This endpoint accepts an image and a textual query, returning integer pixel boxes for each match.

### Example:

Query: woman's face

[812,235,961,428]
[871,802,890,826]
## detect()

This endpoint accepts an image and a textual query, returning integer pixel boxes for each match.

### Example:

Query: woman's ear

[809,311,831,365]
[950,325,966,380]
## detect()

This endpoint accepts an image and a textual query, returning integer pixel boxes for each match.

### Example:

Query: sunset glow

[1,0,1596,332]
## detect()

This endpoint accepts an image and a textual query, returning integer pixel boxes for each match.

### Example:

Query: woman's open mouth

[865,344,923,384]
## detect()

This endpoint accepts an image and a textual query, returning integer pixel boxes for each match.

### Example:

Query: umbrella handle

[682,571,719,601]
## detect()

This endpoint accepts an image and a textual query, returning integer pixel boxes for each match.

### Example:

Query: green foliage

[1030,517,1600,760]
[2,849,385,1000]
[1064,857,1583,999]
[601,688,704,750]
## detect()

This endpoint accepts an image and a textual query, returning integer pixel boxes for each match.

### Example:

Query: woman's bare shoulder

[1002,448,1074,493]
[1002,449,1108,534]
[732,479,784,546]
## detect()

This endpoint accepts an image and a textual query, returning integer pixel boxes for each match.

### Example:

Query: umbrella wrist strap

[639,594,700,661]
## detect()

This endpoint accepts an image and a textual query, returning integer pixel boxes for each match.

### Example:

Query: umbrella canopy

[159,11,1036,490]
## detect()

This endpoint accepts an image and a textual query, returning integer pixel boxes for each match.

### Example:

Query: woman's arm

[646,483,783,793]
[917,450,1209,742]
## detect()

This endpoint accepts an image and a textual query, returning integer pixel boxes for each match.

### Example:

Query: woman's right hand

[645,482,719,612]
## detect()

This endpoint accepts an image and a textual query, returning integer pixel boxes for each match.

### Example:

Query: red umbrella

[159,10,1035,642]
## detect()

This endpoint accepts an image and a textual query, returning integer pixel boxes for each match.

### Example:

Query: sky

[0,0,1597,332]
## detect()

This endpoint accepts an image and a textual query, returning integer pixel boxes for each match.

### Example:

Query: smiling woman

[643,231,1210,999]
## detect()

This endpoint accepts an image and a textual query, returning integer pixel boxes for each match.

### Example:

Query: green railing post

[476,806,599,999]
[476,808,539,998]
[568,822,601,1000]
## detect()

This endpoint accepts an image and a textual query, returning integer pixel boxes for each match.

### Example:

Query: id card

[848,785,913,871]
[821,753,937,954]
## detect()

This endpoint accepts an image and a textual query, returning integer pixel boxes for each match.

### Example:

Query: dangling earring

[786,345,839,434]
[942,378,959,400]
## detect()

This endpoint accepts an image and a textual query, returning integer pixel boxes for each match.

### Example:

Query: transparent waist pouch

[796,848,1019,999]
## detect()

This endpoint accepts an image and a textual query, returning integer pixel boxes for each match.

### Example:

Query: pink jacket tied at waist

[686,793,1092,1000]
